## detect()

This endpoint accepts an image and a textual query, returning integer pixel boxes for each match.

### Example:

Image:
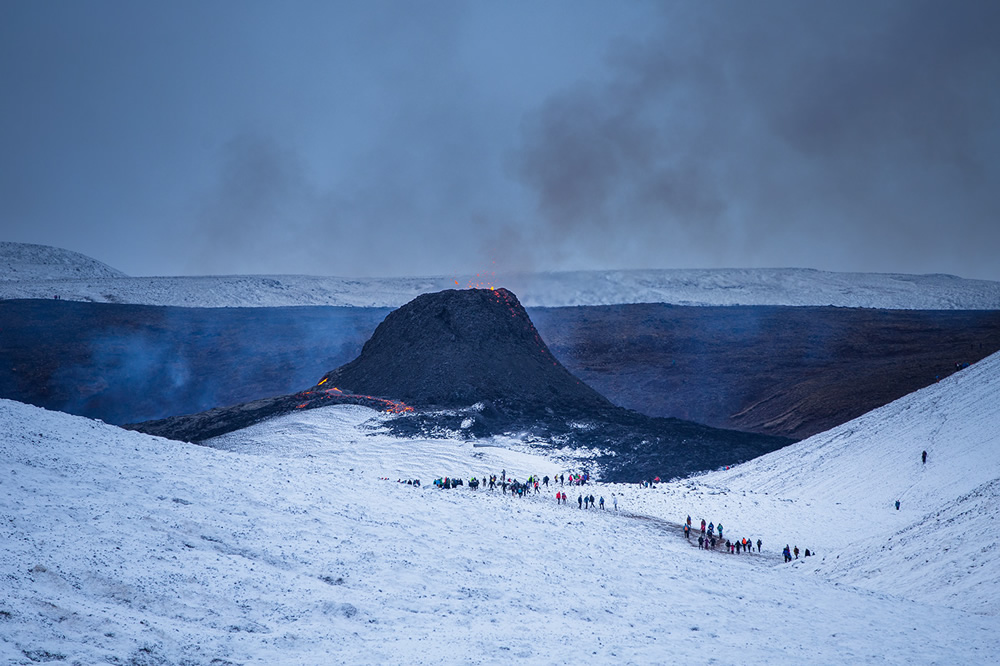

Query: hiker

[613,495,618,511]
[700,519,706,534]
[686,515,692,527]
[756,539,762,553]
[589,494,595,509]
[783,545,792,563]
[684,525,690,539]
[578,495,583,509]
[793,546,799,559]
[717,523,723,539]
[543,475,549,487]
[895,500,900,510]
[922,450,927,464]
[599,496,605,509]
[698,536,704,549]
[708,522,714,536]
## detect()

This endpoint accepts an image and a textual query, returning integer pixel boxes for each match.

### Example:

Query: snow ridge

[2,241,999,310]
[0,241,127,282]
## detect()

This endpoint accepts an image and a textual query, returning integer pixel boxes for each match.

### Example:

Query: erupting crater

[309,288,615,418]
[128,287,792,481]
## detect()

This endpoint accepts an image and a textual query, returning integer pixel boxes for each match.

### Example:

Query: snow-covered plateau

[3,242,1000,309]
[2,348,998,664]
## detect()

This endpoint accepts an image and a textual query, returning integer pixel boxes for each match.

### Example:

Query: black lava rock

[315,288,614,419]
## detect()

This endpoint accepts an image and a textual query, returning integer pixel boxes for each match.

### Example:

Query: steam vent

[315,288,614,418]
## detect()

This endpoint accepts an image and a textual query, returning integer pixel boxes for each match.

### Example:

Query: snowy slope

[2,348,999,664]
[2,240,999,309]
[0,241,126,282]
[622,350,1000,616]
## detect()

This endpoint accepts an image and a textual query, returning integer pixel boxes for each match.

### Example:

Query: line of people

[683,515,761,555]
[556,492,618,510]
[414,475,819,565]
[782,545,813,562]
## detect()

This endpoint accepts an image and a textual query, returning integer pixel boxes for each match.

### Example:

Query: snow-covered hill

[1,356,998,662]
[0,241,127,282]
[2,242,999,308]
[625,349,1000,616]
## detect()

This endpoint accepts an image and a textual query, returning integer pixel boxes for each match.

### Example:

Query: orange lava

[294,386,413,415]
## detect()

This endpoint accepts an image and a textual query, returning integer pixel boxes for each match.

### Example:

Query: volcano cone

[316,288,614,417]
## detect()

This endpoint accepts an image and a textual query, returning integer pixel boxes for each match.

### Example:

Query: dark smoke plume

[513,0,1000,278]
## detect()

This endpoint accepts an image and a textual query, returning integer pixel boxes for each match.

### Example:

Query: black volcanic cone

[315,288,613,417]
[129,287,794,481]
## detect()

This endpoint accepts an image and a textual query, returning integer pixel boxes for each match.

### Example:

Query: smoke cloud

[512,0,1000,278]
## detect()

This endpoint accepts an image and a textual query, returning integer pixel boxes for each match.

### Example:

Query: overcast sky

[2,1,998,280]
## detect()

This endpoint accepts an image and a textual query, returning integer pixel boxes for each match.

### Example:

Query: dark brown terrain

[529,305,1000,439]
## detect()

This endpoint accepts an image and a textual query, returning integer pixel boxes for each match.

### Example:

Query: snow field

[2,391,998,664]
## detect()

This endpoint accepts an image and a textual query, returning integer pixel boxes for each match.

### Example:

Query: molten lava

[293,382,414,414]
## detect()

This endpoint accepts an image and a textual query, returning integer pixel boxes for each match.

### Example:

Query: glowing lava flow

[294,383,414,414]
